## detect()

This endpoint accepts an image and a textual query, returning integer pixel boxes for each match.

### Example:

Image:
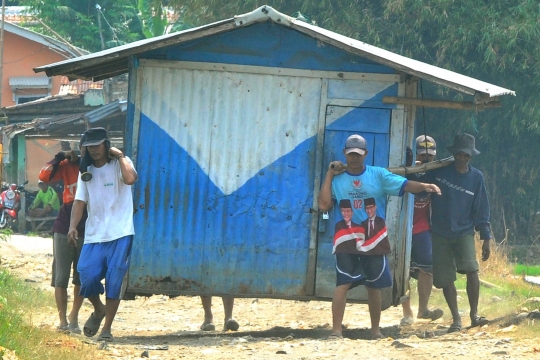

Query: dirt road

[2,235,539,359]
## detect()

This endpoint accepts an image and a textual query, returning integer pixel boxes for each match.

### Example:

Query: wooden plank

[140,59,400,82]
[382,96,501,111]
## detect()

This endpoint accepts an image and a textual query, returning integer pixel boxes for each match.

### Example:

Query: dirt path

[2,235,540,359]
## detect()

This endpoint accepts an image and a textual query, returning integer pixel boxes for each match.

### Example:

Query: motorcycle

[0,180,28,229]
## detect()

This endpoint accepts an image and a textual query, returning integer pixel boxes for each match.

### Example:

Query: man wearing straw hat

[423,133,492,333]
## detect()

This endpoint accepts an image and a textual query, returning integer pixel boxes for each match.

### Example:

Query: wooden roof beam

[382,96,501,111]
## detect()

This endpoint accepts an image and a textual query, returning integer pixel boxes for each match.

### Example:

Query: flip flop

[97,330,114,342]
[83,312,105,337]
[223,319,239,331]
[200,323,215,331]
[327,333,343,340]
[447,322,462,333]
[471,316,489,327]
[419,308,444,321]
[56,324,69,332]
[400,317,414,326]
[68,323,82,334]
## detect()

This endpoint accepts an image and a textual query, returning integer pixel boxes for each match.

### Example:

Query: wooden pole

[387,156,454,175]
[382,96,502,111]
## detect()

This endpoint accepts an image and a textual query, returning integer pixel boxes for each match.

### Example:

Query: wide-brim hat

[446,133,480,156]
[82,127,108,147]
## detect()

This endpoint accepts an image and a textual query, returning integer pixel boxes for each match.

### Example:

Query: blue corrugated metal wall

[126,22,399,298]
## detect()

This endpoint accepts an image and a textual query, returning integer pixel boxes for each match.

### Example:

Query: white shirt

[75,157,136,243]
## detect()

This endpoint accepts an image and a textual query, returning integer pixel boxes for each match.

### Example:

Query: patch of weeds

[0,269,97,360]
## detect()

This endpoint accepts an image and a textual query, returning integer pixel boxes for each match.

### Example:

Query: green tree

[163,0,539,242]
[20,0,145,51]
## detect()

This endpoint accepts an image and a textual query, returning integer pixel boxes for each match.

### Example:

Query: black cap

[82,127,108,147]
[364,198,376,208]
[339,199,352,209]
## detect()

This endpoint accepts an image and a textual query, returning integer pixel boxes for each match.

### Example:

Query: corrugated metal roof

[84,100,126,123]
[33,5,514,98]
[9,76,50,88]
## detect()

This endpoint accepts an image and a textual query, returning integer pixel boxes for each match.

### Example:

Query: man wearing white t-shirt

[68,127,138,342]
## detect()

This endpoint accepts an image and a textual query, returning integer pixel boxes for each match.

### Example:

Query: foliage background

[164,0,539,243]
[18,0,540,243]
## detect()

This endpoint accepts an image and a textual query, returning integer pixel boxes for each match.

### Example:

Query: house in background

[1,21,83,107]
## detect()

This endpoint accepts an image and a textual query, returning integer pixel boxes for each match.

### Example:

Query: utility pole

[95,3,110,104]
[96,4,106,51]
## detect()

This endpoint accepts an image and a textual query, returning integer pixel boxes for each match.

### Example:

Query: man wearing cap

[401,135,443,326]
[68,127,138,342]
[318,134,441,340]
[39,138,88,333]
[28,180,60,217]
[421,133,491,333]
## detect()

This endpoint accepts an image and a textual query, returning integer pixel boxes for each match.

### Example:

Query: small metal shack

[35,6,514,308]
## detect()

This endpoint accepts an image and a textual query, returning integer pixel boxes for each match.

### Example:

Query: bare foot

[328,332,343,339]
[370,330,383,340]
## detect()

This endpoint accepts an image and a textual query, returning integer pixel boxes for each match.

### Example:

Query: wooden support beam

[382,96,502,111]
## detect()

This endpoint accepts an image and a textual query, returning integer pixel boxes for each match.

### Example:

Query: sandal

[327,333,343,340]
[97,330,114,342]
[223,319,239,331]
[68,323,82,334]
[200,323,215,331]
[471,316,489,327]
[447,322,462,333]
[400,317,414,326]
[56,324,69,332]
[419,308,444,321]
[83,312,105,338]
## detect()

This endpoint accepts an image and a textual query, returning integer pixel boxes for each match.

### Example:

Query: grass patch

[0,269,97,360]
[514,263,540,276]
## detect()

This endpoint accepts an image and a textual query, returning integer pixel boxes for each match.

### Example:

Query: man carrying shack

[421,133,491,333]
[401,135,444,325]
[317,134,441,339]
[68,127,138,342]
[39,137,88,333]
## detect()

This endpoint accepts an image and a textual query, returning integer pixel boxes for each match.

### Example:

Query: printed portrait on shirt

[332,197,388,254]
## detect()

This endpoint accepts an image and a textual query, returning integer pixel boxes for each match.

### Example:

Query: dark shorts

[51,233,84,288]
[410,230,433,279]
[77,236,132,299]
[432,233,478,288]
[335,253,392,289]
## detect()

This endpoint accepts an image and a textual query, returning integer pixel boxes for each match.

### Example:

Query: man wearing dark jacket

[423,133,491,333]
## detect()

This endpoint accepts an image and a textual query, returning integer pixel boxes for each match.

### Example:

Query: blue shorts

[335,253,392,289]
[77,236,132,299]
[410,230,433,279]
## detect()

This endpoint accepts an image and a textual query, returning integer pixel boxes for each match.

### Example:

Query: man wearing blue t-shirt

[318,134,441,340]
[423,133,491,333]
